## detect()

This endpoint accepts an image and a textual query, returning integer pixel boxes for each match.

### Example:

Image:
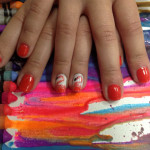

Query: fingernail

[73,74,83,92]
[120,56,122,66]
[108,84,121,101]
[55,74,67,93]
[18,43,29,57]
[137,67,150,83]
[19,74,34,93]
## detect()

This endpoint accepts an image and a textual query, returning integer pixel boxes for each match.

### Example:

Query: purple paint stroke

[134,132,150,143]
[17,133,150,147]
[140,16,150,22]
[15,135,69,147]
[88,63,130,81]
[121,67,130,78]
[0,130,3,144]
[0,25,6,32]
[3,130,12,143]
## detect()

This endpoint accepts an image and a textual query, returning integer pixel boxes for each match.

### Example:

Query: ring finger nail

[19,74,34,93]
[137,67,150,83]
[73,74,83,92]
[18,43,29,57]
[55,74,67,93]
[108,84,121,101]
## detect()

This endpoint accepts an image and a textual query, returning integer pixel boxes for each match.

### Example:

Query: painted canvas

[1,1,150,150]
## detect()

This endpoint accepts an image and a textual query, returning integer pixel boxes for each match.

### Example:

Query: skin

[0,0,149,101]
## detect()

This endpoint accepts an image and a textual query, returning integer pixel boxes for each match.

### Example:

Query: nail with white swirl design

[55,74,67,93]
[73,74,83,92]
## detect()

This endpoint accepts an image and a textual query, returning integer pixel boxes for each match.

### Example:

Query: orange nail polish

[137,67,150,83]
[19,74,34,93]
[73,86,82,92]
[108,84,121,101]
[73,74,83,92]
[18,43,29,57]
[55,74,67,93]
[56,85,66,93]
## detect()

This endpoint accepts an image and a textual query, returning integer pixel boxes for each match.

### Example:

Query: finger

[116,28,124,66]
[17,9,57,93]
[113,0,150,83]
[51,0,83,93]
[69,16,92,92]
[0,0,29,67]
[17,0,54,58]
[86,0,123,101]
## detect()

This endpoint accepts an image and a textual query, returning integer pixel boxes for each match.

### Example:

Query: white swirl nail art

[56,74,67,93]
[73,74,83,92]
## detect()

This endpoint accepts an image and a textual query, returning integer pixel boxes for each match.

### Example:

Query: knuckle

[102,66,120,76]
[78,25,91,37]
[57,23,76,37]
[54,59,70,66]
[72,57,89,66]
[13,13,24,24]
[28,59,43,70]
[40,27,55,41]
[30,2,47,16]
[78,18,91,36]
[131,52,147,64]
[122,21,142,35]
[102,30,116,42]
[23,26,38,35]
[95,25,117,42]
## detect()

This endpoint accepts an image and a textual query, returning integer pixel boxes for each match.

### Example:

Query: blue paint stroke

[82,103,150,115]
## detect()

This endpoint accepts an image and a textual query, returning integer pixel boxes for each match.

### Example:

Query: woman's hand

[0,0,93,94]
[0,0,149,101]
[52,0,149,100]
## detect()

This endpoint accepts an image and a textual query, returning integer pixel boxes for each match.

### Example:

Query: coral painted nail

[18,43,29,57]
[19,74,34,93]
[137,67,150,83]
[55,74,67,93]
[108,84,121,101]
[73,74,83,92]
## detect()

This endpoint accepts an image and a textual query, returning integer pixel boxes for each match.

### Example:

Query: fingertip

[18,74,34,93]
[107,84,122,101]
[72,73,84,92]
[55,74,67,93]
[17,43,29,58]
[136,66,150,83]
[101,76,123,101]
